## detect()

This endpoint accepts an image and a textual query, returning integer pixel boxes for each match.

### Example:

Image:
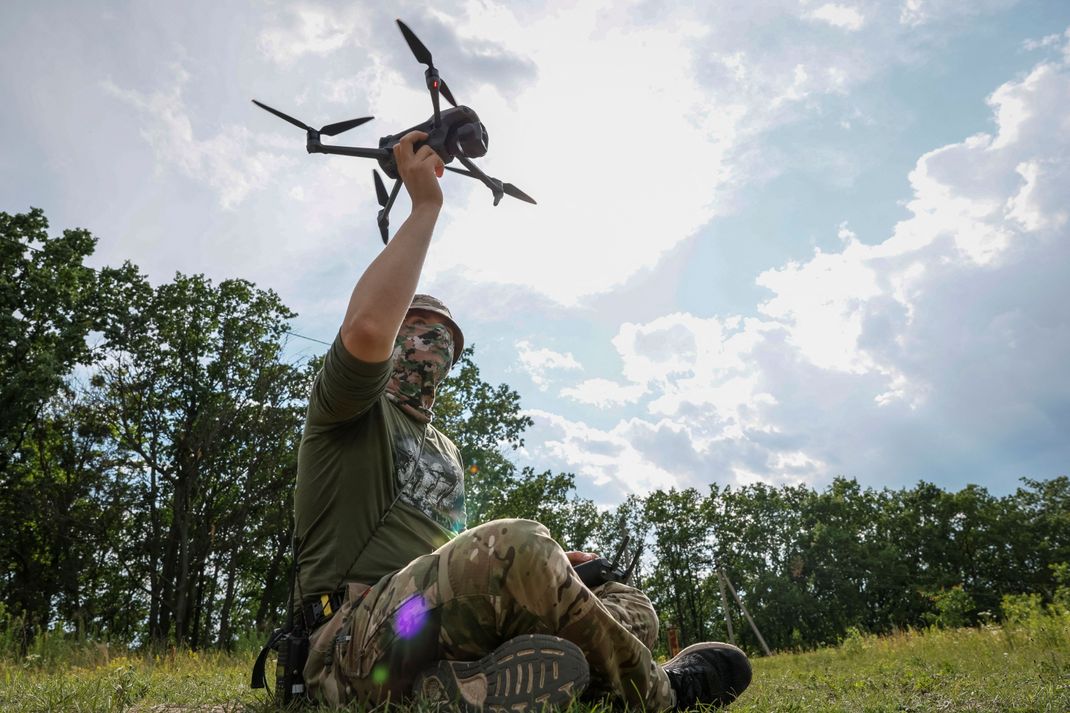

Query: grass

[732,619,1070,712]
[2,616,1067,712]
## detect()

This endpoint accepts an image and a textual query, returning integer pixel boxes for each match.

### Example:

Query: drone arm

[429,76,442,128]
[311,143,392,160]
[447,159,536,205]
[454,155,505,205]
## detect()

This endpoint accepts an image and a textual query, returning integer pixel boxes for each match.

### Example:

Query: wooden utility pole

[667,626,681,657]
[716,570,736,645]
[720,570,771,656]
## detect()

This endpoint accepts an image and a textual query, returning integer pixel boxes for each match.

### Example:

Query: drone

[253,18,536,244]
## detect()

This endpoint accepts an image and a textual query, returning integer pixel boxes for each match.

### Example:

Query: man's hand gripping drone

[252,19,536,244]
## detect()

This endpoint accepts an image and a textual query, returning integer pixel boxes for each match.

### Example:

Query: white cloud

[516,340,581,390]
[102,65,294,209]
[525,409,684,492]
[1023,32,1063,52]
[805,4,865,31]
[258,6,357,65]
[899,0,927,26]
[561,378,647,408]
[419,0,1016,306]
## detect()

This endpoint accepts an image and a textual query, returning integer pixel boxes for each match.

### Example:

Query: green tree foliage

[644,488,716,646]
[435,346,533,525]
[0,209,102,469]
[0,209,113,641]
[924,585,975,628]
[87,271,311,647]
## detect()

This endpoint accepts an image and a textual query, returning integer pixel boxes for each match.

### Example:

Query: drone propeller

[373,170,403,244]
[319,116,375,137]
[373,170,389,207]
[444,165,537,205]
[502,182,536,204]
[396,19,458,126]
[394,20,458,106]
[396,18,434,66]
[252,100,373,137]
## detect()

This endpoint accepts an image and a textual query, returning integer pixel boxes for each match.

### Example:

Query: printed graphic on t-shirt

[393,432,466,534]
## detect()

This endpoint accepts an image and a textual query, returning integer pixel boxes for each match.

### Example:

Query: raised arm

[340,131,446,361]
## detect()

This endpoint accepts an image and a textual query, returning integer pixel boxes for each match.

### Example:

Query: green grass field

[2,616,1067,713]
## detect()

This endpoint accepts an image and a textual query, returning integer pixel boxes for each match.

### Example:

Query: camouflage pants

[305,518,672,710]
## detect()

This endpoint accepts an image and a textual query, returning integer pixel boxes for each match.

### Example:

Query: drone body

[253,19,534,244]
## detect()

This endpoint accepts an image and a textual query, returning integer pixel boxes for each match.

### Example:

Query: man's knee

[445,519,568,591]
[466,518,557,556]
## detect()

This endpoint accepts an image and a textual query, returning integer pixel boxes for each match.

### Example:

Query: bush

[924,585,975,628]
[1001,592,1044,625]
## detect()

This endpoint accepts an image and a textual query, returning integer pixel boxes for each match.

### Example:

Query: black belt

[302,588,346,631]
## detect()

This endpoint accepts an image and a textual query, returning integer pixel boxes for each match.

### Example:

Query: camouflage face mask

[386,319,455,421]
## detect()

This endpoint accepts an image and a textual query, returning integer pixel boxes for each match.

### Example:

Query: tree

[90,270,311,647]
[644,488,716,647]
[0,209,117,641]
[0,208,103,470]
[435,346,533,526]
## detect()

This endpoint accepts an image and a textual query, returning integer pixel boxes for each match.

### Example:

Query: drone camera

[452,122,489,159]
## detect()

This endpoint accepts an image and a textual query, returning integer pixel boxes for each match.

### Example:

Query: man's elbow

[340,316,396,363]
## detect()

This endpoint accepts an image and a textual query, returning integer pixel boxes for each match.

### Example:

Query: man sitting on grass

[294,130,752,711]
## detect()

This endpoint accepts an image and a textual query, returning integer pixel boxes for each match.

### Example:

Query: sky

[2,0,1069,505]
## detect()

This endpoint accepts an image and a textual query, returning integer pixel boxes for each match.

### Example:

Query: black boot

[663,642,752,709]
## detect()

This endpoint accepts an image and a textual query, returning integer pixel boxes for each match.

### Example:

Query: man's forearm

[341,202,441,362]
[339,130,445,362]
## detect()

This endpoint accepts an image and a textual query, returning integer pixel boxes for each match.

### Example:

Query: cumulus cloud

[516,340,582,390]
[524,410,682,492]
[526,36,1070,493]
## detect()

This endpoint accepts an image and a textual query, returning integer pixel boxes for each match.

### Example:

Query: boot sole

[414,634,590,713]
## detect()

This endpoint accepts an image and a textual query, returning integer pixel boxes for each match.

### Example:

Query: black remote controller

[571,535,642,588]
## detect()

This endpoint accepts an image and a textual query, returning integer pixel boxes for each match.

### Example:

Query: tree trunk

[255,526,290,631]
[173,476,192,645]
[217,549,239,649]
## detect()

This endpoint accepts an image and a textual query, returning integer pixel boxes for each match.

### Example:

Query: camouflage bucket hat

[408,294,464,365]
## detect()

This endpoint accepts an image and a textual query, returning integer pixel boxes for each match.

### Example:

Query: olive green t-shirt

[294,333,466,601]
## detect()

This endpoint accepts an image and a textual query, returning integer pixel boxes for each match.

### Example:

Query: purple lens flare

[394,594,429,639]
